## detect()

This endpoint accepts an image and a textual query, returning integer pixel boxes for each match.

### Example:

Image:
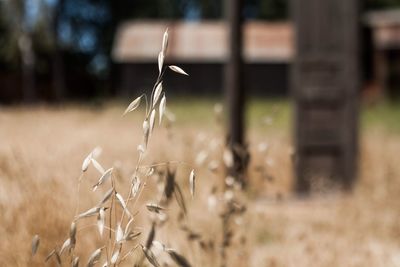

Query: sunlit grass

[361,101,400,133]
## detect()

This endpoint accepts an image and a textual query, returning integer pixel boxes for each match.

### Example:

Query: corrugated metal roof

[112,20,293,63]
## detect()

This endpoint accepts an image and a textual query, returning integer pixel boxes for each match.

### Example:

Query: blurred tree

[0,0,49,102]
[258,0,288,20]
[366,0,400,9]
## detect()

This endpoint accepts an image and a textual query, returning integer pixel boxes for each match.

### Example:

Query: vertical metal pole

[225,0,248,186]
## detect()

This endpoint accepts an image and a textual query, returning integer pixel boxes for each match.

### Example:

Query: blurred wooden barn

[112,21,293,96]
[365,9,400,99]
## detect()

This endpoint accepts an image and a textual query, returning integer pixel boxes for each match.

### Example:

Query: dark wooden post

[292,0,360,193]
[225,0,248,186]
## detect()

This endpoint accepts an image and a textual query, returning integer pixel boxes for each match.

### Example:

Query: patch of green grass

[116,96,400,134]
[167,96,291,131]
[361,101,400,134]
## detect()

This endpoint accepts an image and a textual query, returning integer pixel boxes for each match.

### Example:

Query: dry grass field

[0,99,400,267]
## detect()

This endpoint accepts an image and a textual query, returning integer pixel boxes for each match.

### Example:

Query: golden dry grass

[0,103,399,267]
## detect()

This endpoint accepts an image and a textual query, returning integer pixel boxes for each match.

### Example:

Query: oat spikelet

[82,153,92,172]
[158,52,164,74]
[86,248,102,267]
[146,203,165,213]
[60,238,71,255]
[97,208,105,237]
[45,249,55,262]
[131,176,141,197]
[97,188,114,206]
[223,148,234,168]
[169,65,189,76]
[123,96,142,116]
[141,245,160,267]
[31,234,40,256]
[72,257,79,267]
[91,158,105,175]
[189,169,195,198]
[125,231,141,241]
[162,28,169,54]
[92,168,113,191]
[153,82,163,107]
[70,222,77,248]
[166,249,192,267]
[159,95,166,125]
[81,147,102,172]
[76,207,100,220]
[145,223,156,248]
[116,223,124,243]
[174,182,187,215]
[116,192,132,218]
[149,109,156,136]
[143,119,150,146]
[111,249,120,264]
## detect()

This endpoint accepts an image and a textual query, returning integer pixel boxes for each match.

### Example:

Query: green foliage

[0,0,53,68]
[366,0,400,9]
[258,0,288,20]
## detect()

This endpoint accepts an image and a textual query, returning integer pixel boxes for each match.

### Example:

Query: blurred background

[2,1,400,267]
[1,0,400,102]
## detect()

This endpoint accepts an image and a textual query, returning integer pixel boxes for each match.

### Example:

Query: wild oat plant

[32,30,195,267]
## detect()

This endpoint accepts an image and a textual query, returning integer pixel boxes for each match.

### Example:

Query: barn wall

[114,62,289,97]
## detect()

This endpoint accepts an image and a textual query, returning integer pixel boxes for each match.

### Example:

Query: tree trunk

[224,0,248,187]
[52,0,66,101]
[19,34,36,103]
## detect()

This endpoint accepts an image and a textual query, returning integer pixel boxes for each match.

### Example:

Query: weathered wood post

[292,0,360,193]
[225,0,248,186]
